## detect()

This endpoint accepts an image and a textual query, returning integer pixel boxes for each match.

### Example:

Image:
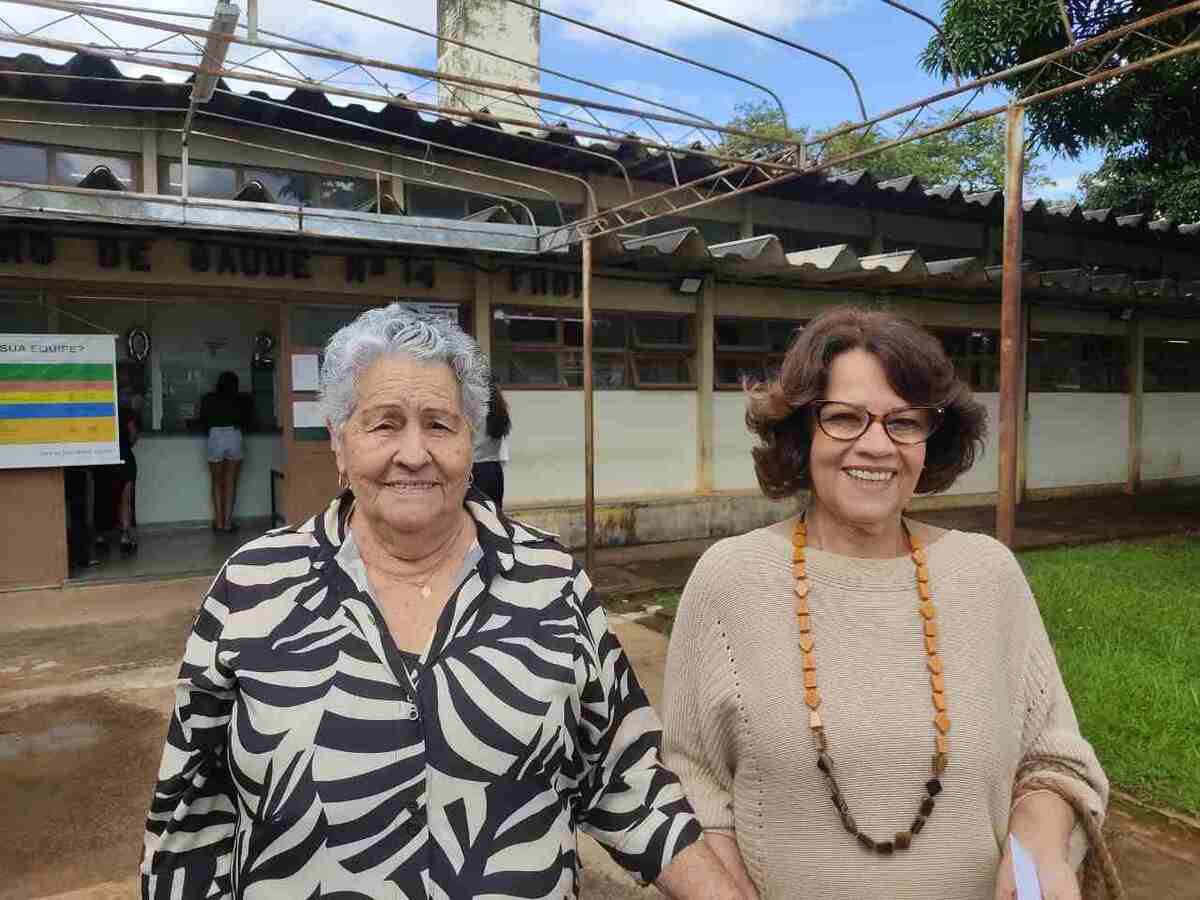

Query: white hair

[319,303,490,436]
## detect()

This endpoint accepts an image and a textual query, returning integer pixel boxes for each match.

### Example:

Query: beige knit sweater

[662,520,1108,900]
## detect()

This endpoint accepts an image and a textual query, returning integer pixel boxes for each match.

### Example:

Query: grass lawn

[1019,536,1200,817]
[642,535,1200,816]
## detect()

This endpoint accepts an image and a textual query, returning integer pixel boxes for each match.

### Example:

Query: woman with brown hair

[662,306,1108,900]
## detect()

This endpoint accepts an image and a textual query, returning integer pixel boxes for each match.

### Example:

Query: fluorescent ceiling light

[1166,339,1191,345]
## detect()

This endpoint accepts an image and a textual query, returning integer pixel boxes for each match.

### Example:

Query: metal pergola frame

[2,0,1199,568]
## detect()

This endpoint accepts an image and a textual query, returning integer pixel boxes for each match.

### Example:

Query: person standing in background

[195,370,253,532]
[115,404,140,554]
[471,377,512,510]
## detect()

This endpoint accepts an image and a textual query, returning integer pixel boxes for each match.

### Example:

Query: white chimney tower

[437,0,541,129]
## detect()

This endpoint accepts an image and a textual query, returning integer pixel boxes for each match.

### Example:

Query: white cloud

[553,0,853,46]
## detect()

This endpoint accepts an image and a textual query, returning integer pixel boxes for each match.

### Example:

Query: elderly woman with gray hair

[140,304,741,900]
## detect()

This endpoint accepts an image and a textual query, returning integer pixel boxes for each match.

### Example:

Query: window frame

[1,138,141,191]
[1026,331,1130,393]
[713,316,805,391]
[1143,337,1199,392]
[492,305,695,391]
[159,157,375,209]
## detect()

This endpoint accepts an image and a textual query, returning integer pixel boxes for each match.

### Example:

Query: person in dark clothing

[64,466,98,569]
[471,378,511,510]
[195,371,253,532]
[115,406,140,554]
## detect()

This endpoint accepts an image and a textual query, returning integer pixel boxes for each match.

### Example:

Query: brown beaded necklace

[793,515,949,855]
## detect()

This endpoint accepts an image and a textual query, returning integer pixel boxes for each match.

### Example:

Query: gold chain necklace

[793,516,949,855]
[366,515,467,601]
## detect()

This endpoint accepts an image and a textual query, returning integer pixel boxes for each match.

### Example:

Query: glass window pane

[494,349,559,385]
[715,318,766,349]
[54,152,135,189]
[633,315,691,348]
[716,355,767,387]
[564,313,626,349]
[561,351,627,388]
[246,169,313,205]
[0,295,49,332]
[636,355,692,385]
[319,175,376,210]
[494,308,558,344]
[0,141,49,183]
[162,161,237,198]
[291,305,369,349]
[767,320,801,352]
[407,185,467,219]
[1145,338,1199,391]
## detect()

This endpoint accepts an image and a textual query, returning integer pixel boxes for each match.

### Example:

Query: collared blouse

[141,490,701,899]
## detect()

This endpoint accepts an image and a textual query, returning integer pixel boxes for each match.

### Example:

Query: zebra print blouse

[141,490,701,899]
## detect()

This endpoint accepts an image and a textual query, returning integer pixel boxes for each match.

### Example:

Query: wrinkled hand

[994,844,1081,900]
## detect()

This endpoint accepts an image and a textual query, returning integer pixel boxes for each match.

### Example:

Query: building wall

[136,434,280,525]
[1027,393,1131,489]
[0,467,66,590]
[506,391,697,504]
[1142,394,1200,480]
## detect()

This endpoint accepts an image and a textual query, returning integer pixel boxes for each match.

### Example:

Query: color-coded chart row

[0,403,116,419]
[0,417,117,445]
[0,363,115,381]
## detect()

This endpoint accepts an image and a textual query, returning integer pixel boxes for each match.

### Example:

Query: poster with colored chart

[0,334,121,469]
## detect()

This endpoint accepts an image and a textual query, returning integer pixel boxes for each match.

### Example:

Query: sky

[0,0,1100,199]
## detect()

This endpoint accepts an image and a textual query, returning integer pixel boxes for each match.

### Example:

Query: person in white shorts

[197,371,253,532]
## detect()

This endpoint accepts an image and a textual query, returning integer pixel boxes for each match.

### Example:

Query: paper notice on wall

[0,333,121,470]
[292,400,324,429]
[291,353,320,393]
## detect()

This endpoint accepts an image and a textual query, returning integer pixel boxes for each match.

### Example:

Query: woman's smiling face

[808,348,927,530]
[332,354,473,538]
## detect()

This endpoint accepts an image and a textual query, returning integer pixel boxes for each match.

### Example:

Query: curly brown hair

[745,306,987,499]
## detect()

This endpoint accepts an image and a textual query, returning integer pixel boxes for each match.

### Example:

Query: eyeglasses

[811,400,945,445]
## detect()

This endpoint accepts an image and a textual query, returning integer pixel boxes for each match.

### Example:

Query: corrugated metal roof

[2,50,1199,249]
[590,227,1200,308]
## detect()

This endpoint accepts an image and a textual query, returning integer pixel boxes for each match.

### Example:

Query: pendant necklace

[793,515,949,854]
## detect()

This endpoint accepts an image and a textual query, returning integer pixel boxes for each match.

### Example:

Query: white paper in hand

[1009,834,1043,900]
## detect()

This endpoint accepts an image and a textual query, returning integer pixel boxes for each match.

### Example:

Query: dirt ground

[1,577,1198,900]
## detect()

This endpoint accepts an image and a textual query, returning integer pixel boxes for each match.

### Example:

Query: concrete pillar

[1126,318,1145,494]
[437,0,540,130]
[739,194,754,240]
[696,276,716,493]
[473,257,493,349]
[141,113,159,194]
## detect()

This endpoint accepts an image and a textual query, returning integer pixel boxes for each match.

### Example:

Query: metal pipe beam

[657,0,867,119]
[499,0,793,133]
[997,105,1024,548]
[310,0,722,134]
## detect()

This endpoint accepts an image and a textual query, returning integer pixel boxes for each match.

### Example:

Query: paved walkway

[591,487,1200,602]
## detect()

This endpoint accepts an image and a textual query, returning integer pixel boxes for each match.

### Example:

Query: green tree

[920,0,1200,219]
[723,100,1049,193]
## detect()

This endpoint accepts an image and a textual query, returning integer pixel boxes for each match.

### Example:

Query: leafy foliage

[922,0,1200,217]
[722,100,1049,193]
[1079,154,1200,221]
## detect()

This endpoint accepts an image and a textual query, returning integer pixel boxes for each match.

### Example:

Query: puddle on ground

[0,721,101,759]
